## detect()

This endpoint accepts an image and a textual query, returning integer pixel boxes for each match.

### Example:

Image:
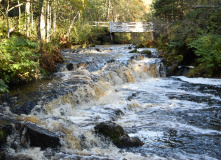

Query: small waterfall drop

[3,45,220,160]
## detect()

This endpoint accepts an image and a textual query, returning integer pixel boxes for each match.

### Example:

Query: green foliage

[153,0,221,77]
[71,23,92,44]
[0,20,7,39]
[0,79,8,93]
[0,36,40,84]
[189,34,221,68]
[69,23,109,45]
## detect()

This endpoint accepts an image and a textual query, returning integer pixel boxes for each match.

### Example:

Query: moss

[129,49,138,53]
[0,129,4,142]
[185,64,214,78]
[89,44,96,47]
[140,50,151,56]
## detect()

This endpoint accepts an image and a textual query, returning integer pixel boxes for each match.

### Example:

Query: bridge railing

[109,22,154,33]
[88,21,109,27]
[88,21,155,33]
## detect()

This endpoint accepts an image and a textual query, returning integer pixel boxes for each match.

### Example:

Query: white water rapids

[4,45,221,160]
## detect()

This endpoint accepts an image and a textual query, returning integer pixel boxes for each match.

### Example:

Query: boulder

[0,115,61,151]
[66,63,74,71]
[94,122,143,148]
[4,154,33,160]
[0,121,13,148]
[24,123,61,150]
[140,50,152,57]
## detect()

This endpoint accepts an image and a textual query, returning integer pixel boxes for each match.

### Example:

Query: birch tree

[40,0,46,41]
[46,0,51,42]
[25,0,31,37]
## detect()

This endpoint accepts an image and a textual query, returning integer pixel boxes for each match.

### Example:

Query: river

[1,45,221,160]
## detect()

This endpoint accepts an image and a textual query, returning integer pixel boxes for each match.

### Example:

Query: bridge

[89,21,154,33]
[89,21,155,41]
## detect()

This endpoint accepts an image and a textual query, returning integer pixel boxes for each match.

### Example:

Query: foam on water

[176,76,221,85]
[7,45,221,160]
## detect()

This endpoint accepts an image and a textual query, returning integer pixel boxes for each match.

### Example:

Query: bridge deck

[89,21,154,33]
[109,22,154,33]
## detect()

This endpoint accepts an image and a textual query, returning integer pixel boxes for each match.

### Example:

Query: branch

[66,12,79,37]
[0,10,6,17]
[8,3,24,12]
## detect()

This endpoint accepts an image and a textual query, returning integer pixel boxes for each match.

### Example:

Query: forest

[151,0,221,77]
[0,0,221,93]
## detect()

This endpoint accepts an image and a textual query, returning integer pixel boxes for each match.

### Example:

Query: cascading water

[1,45,220,160]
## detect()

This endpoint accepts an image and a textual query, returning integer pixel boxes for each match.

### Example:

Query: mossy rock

[140,50,152,57]
[129,49,138,53]
[0,122,13,148]
[88,44,96,47]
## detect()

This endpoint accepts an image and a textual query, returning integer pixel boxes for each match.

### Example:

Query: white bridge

[89,21,154,33]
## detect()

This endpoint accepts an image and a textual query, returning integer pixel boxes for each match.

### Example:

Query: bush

[0,36,40,84]
[189,34,221,69]
[70,23,92,45]
[0,79,8,93]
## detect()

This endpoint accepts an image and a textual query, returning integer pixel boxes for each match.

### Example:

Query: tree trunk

[31,4,33,31]
[37,0,43,53]
[26,0,31,37]
[53,9,56,37]
[40,0,46,41]
[6,0,10,38]
[51,0,56,38]
[46,1,51,42]
[18,0,21,32]
[66,12,79,38]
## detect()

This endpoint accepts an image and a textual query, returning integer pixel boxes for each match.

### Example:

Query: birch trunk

[46,1,51,42]
[37,0,44,53]
[53,10,56,37]
[52,0,56,38]
[18,0,21,32]
[26,0,31,37]
[6,1,10,38]
[66,12,79,38]
[40,0,46,41]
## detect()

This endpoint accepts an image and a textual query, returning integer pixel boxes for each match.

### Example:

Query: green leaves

[0,79,9,93]
[189,34,221,68]
[0,36,40,84]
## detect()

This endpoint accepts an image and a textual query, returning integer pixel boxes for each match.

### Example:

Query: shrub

[0,36,40,84]
[189,34,221,69]
[0,79,8,93]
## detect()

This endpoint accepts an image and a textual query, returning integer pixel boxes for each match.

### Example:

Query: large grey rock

[94,122,143,148]
[24,123,61,150]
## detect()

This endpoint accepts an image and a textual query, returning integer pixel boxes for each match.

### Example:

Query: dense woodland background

[0,0,221,93]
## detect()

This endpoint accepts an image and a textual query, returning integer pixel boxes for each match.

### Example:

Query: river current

[3,45,221,160]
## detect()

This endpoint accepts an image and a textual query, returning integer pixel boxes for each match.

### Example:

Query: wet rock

[0,123,13,148]
[24,123,61,150]
[129,49,138,53]
[12,100,38,115]
[140,50,152,57]
[4,154,33,160]
[53,153,114,160]
[127,93,137,101]
[94,122,143,148]
[67,63,74,71]
[95,48,102,52]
